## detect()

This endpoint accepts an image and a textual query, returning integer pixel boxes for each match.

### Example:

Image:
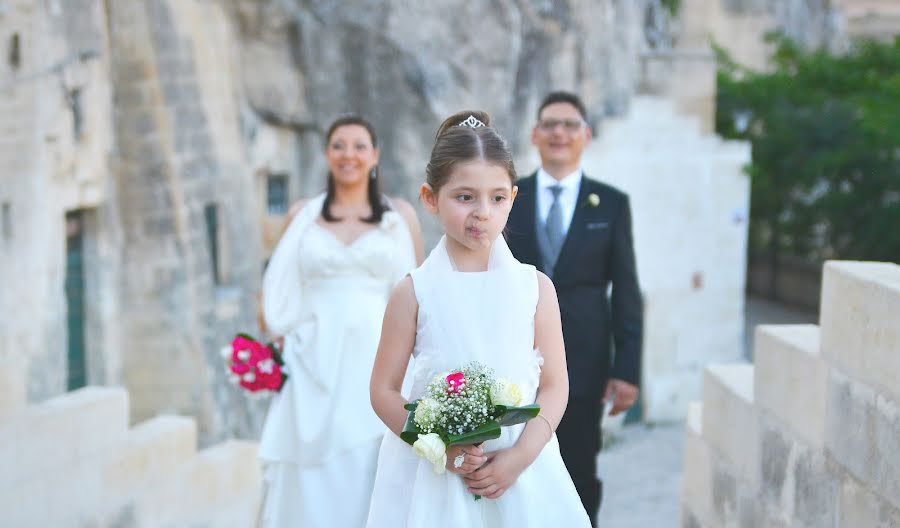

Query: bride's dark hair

[425,110,517,194]
[322,114,387,224]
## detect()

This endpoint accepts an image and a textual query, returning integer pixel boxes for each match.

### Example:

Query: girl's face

[326,124,379,187]
[422,160,517,253]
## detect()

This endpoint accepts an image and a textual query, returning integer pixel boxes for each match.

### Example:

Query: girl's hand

[445,444,486,474]
[462,448,529,499]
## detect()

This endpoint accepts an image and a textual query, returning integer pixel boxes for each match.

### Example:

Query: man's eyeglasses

[537,118,585,132]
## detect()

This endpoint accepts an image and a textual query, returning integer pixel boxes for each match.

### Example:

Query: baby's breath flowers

[401,361,541,481]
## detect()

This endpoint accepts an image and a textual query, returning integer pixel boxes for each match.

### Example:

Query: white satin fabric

[259,194,416,527]
[365,235,590,528]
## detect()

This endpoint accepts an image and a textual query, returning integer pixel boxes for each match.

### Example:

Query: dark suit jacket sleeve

[609,195,643,386]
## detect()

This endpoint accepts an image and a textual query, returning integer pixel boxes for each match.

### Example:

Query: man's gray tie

[545,184,566,265]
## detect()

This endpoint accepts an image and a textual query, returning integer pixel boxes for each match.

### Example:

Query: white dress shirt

[537,167,583,234]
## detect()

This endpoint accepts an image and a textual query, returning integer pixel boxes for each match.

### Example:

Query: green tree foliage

[715,34,900,263]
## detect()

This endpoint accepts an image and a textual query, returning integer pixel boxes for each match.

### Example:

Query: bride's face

[326,124,379,188]
[423,159,517,252]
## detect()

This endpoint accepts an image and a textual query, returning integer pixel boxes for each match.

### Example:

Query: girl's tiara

[457,115,486,128]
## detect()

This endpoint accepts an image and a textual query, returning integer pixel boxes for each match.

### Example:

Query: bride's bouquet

[401,361,540,476]
[221,333,287,394]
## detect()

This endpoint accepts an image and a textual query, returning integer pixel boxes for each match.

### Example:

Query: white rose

[491,378,523,407]
[588,193,600,207]
[257,358,275,374]
[219,346,233,359]
[237,349,251,361]
[412,433,447,474]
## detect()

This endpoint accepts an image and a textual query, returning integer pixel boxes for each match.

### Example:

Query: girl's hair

[322,114,387,224]
[425,110,517,194]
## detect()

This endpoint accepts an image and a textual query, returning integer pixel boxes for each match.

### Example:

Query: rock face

[229,0,646,211]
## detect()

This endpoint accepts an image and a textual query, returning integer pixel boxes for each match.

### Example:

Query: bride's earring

[370,166,377,180]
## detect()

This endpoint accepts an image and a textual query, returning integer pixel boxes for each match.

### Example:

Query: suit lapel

[510,174,542,271]
[552,178,592,280]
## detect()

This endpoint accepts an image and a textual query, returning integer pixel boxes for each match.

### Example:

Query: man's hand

[603,378,639,416]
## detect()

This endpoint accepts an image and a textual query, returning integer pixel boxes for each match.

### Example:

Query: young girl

[366,111,591,527]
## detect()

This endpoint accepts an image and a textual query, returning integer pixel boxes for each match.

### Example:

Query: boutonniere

[583,193,600,208]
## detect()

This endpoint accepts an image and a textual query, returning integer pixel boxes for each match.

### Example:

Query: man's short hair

[537,91,588,121]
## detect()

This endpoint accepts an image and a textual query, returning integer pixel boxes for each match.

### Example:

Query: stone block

[138,440,262,526]
[702,363,757,483]
[837,470,900,528]
[682,403,714,524]
[825,369,877,491]
[754,324,827,447]
[103,414,197,493]
[826,369,900,510]
[757,413,837,527]
[820,261,900,402]
[1,387,129,483]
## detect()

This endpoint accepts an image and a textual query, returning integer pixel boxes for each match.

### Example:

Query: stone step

[681,402,714,526]
[138,440,262,526]
[103,415,198,495]
[0,387,129,486]
[702,363,757,482]
[754,324,827,447]
[820,261,900,403]
[825,369,900,512]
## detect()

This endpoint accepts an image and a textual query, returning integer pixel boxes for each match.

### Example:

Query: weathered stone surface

[754,324,827,447]
[820,261,900,405]
[587,97,750,421]
[702,363,757,482]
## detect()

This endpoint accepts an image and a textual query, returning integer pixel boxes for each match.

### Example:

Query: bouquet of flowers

[221,333,287,393]
[401,362,540,477]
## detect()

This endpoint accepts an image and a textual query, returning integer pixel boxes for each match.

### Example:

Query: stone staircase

[681,261,900,527]
[0,384,261,527]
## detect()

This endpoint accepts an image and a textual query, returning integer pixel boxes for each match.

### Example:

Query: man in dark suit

[506,91,643,526]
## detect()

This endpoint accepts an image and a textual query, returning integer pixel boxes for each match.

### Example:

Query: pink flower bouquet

[221,333,287,393]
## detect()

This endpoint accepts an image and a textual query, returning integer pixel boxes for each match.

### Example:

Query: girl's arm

[463,271,568,498]
[370,276,419,435]
[512,271,569,458]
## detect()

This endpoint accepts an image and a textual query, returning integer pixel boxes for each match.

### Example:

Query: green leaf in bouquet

[447,421,502,446]
[236,332,257,341]
[495,404,541,427]
[400,402,422,446]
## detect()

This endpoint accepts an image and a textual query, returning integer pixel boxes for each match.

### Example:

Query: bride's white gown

[366,236,591,527]
[259,194,415,527]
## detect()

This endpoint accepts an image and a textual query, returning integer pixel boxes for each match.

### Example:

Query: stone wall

[105,0,265,442]
[582,97,751,421]
[0,376,261,526]
[0,0,267,443]
[680,261,900,527]
[229,0,647,224]
[0,0,116,401]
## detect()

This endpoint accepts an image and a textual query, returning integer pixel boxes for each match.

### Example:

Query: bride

[258,114,423,527]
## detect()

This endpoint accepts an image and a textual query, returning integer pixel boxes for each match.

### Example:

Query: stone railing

[681,260,900,527]
[0,383,261,527]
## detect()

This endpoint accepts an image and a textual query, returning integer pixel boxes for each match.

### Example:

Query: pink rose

[263,370,284,391]
[446,372,466,395]
[230,362,250,375]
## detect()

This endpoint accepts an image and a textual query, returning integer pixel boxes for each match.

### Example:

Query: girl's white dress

[366,235,591,527]
[259,194,416,527]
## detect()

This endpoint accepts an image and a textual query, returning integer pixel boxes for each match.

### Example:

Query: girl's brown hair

[425,110,517,194]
